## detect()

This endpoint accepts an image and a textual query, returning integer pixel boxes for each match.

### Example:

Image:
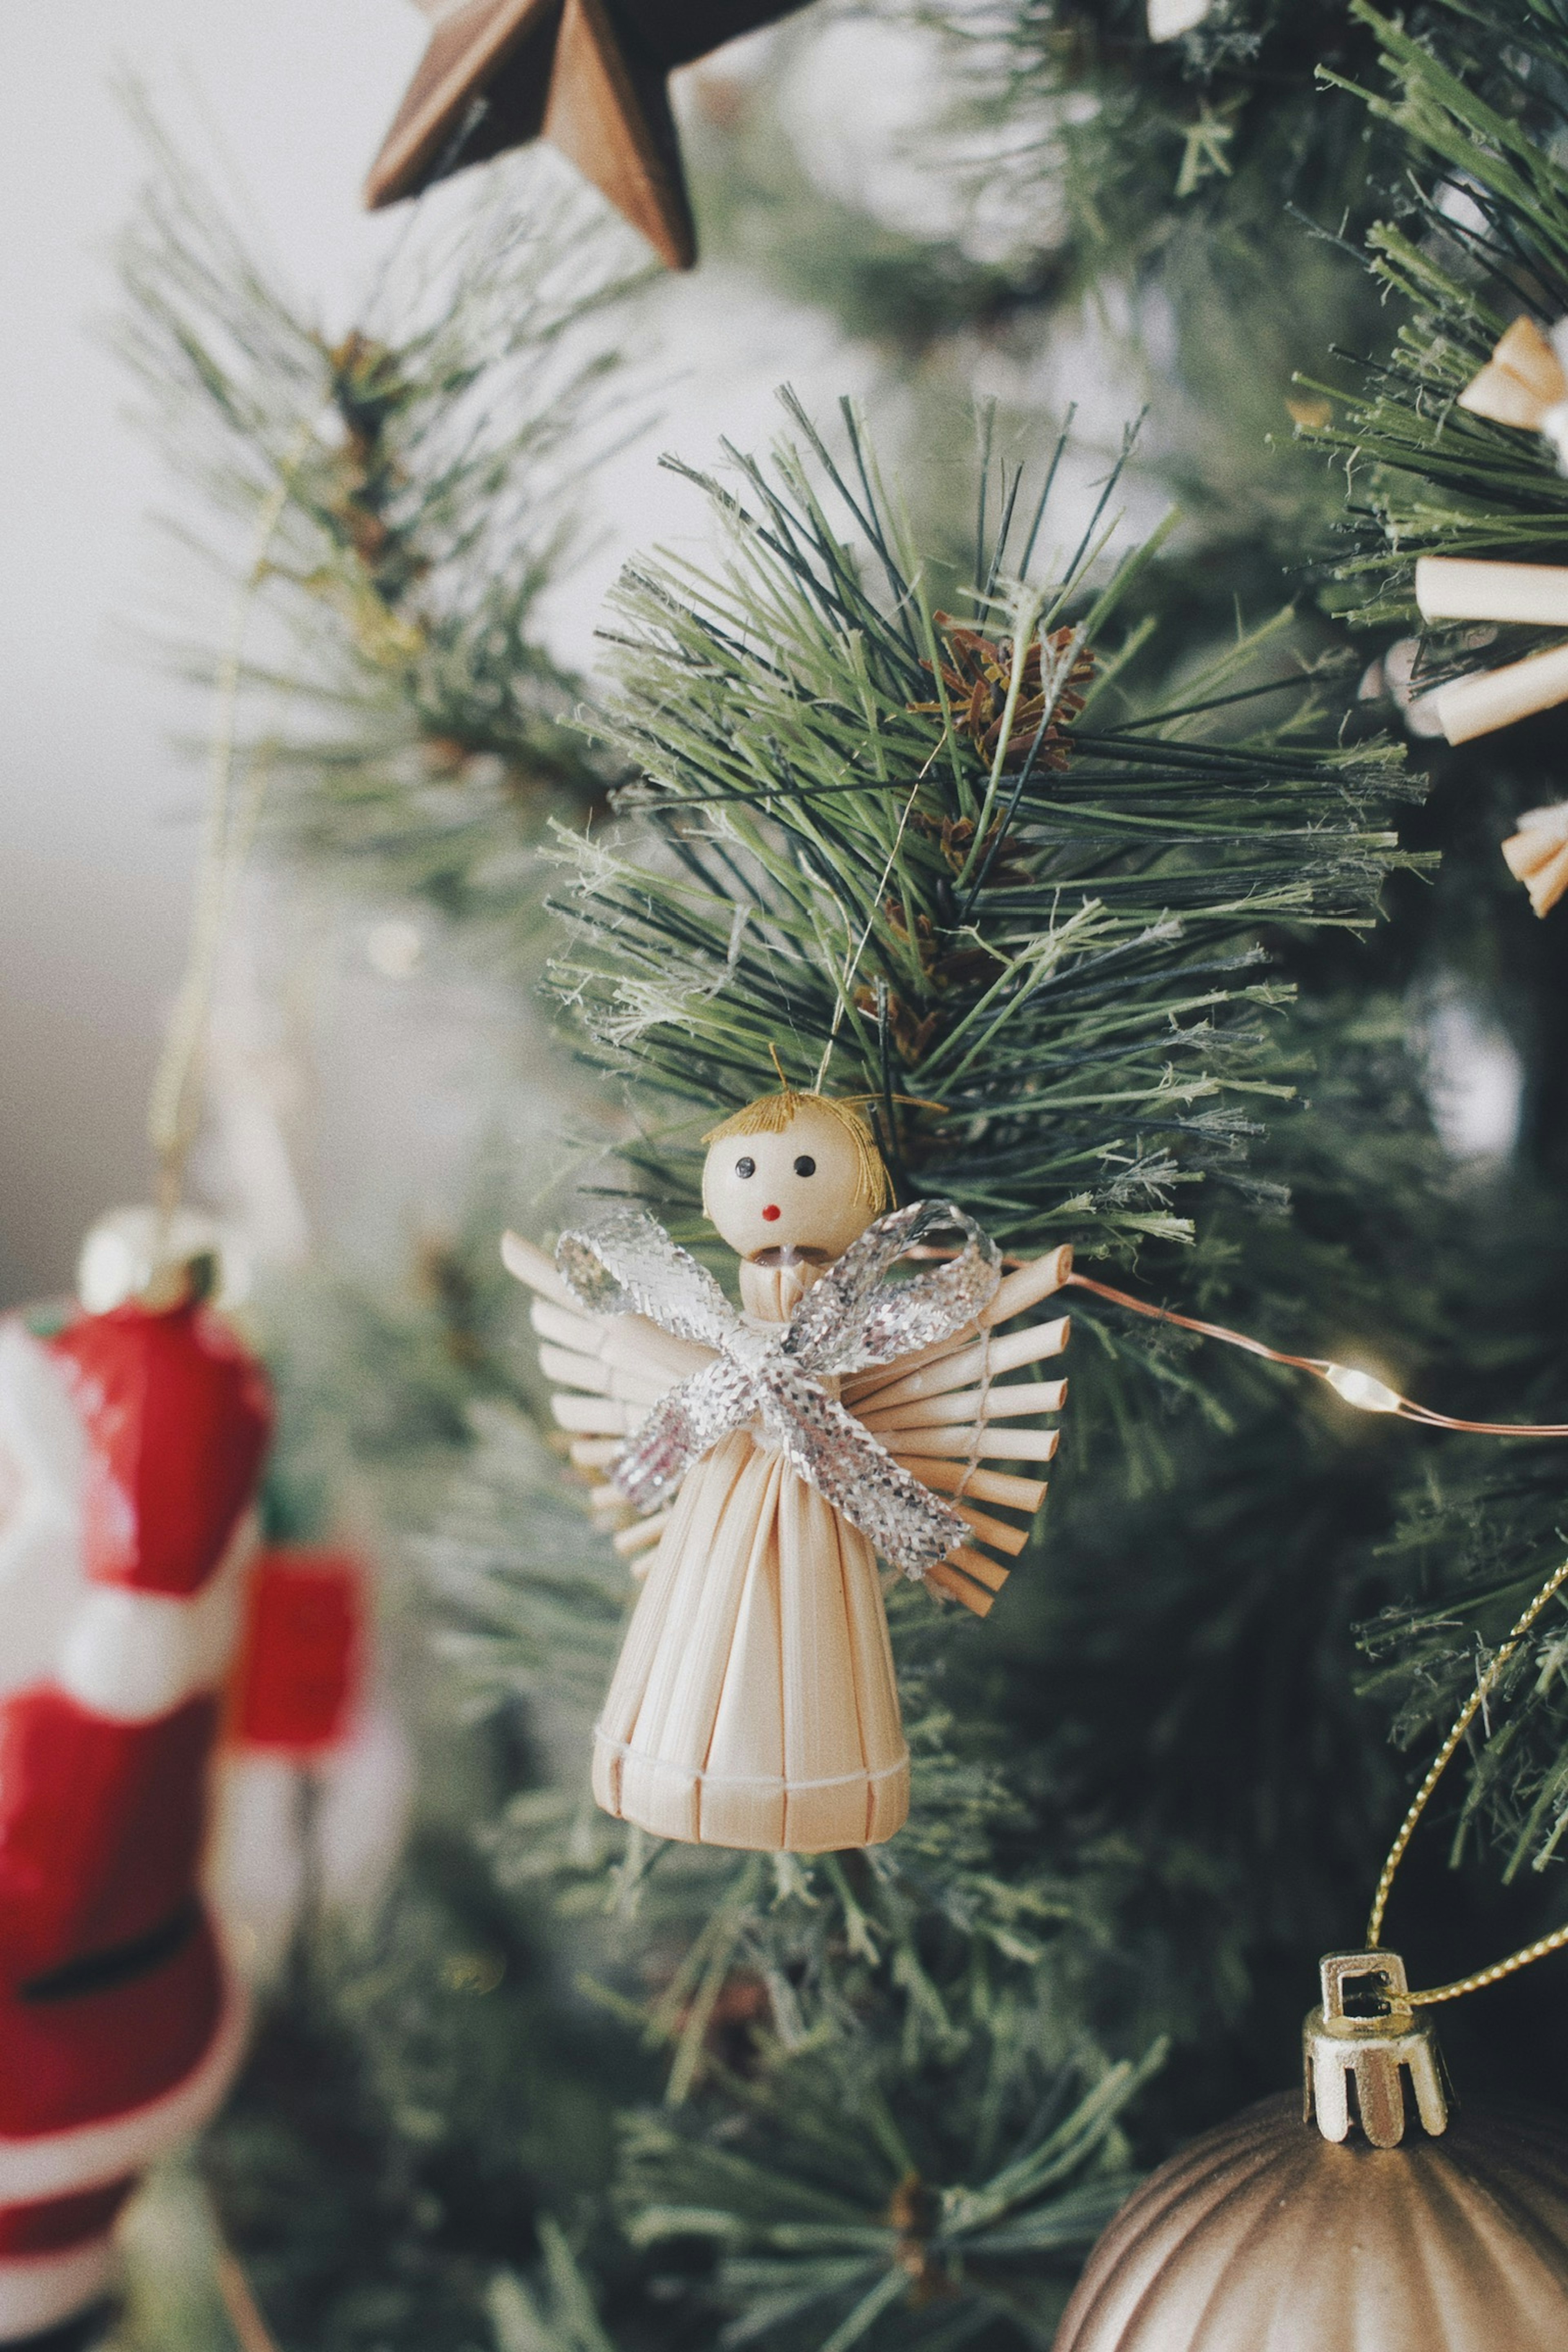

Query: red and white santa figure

[0,1250,270,2341]
[211,1544,413,1988]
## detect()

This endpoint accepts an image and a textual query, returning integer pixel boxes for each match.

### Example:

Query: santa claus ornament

[211,1545,413,1986]
[0,1249,270,2341]
[504,1088,1070,1853]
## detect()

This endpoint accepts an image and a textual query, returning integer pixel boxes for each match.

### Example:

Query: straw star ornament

[366,0,814,267]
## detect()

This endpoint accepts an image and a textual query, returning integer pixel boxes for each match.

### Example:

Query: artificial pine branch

[1353,1200,1568,1882]
[199,1860,654,2352]
[1295,0,1568,1895]
[551,392,1417,1257]
[619,2038,1160,2352]
[408,397,1431,2352]
[99,42,1492,2352]
[682,2,1406,693]
[1302,0,1568,635]
[912,0,1385,245]
[115,100,640,932]
[438,1417,1140,2349]
[489,2220,619,2352]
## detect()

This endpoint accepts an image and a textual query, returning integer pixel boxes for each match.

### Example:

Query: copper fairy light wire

[1063,1271,1568,1438]
[1059,1265,1568,2010]
[906,1241,1568,2005]
[1063,1271,1330,1376]
[907,1245,1568,1433]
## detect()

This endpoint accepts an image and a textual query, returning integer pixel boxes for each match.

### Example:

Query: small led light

[1325,1365,1404,1415]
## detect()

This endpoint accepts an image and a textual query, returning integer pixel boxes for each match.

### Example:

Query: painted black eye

[793,1155,817,1177]
[735,1156,756,1179]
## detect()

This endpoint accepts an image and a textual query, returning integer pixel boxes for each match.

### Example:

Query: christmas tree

[41,2,1568,2345]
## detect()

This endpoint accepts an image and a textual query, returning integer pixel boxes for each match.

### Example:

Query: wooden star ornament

[365,0,813,269]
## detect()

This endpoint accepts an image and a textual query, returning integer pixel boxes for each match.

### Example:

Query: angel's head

[701,1091,889,1262]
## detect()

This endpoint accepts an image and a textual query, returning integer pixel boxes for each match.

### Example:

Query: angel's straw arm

[501,1232,716,1574]
[843,1244,1073,1617]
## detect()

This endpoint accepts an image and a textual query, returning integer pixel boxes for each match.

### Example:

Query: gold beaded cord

[1364,1553,1568,2007]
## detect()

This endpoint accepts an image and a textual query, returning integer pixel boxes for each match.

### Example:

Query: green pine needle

[1301,0,1568,641]
[114,93,640,930]
[552,392,1418,1257]
[619,2034,1164,2350]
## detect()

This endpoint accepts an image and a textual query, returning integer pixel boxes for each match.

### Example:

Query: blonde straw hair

[702,1091,891,1214]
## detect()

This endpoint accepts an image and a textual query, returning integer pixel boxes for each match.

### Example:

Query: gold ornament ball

[1055,2089,1568,2352]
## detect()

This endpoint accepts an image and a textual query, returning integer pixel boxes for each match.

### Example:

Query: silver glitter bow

[556,1199,1002,1577]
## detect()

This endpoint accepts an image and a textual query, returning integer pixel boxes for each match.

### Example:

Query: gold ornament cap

[1303,1950,1450,2149]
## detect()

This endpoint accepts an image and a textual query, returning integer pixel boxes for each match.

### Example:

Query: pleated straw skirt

[591,1428,911,1851]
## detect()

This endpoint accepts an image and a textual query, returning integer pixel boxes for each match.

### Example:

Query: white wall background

[0,1,416,1301]
[0,2,888,1305]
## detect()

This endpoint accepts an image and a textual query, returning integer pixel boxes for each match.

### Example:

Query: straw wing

[502,1231,717,1568]
[842,1245,1072,1616]
[503,1231,1071,1606]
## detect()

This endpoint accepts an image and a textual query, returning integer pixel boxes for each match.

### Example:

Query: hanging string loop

[148,419,319,1232]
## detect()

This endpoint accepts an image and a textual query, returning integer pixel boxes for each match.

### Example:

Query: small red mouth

[762,1205,781,1222]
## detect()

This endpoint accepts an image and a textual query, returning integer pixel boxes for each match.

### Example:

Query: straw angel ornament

[503,1091,1071,1853]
